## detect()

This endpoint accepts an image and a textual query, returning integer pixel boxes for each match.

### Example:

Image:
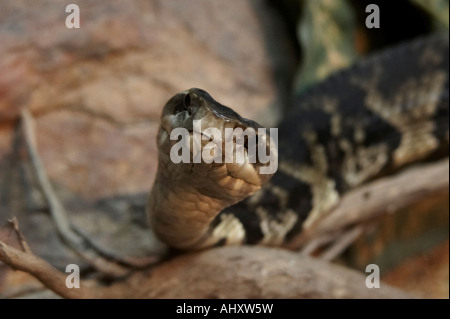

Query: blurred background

[0,0,448,298]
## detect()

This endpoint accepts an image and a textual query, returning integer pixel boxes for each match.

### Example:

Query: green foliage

[294,0,357,94]
[411,0,449,29]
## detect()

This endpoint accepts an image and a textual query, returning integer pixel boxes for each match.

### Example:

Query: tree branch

[129,246,412,298]
[0,218,110,298]
[289,158,449,252]
[0,238,412,298]
[0,217,411,298]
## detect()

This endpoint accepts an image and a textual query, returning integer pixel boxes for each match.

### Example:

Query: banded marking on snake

[147,34,449,250]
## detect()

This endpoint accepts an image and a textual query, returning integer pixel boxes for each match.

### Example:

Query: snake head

[155,88,277,206]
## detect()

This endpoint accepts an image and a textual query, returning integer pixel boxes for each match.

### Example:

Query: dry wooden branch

[0,218,110,298]
[0,217,412,299]
[0,240,96,298]
[129,246,413,298]
[0,238,412,298]
[290,158,449,252]
[20,109,79,246]
[319,225,364,261]
[8,217,32,254]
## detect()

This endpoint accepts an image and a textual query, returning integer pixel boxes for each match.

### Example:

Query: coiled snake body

[148,34,449,250]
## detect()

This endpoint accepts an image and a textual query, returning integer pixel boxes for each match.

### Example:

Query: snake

[147,34,449,250]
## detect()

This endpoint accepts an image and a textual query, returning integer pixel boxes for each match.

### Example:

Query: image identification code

[176,303,274,316]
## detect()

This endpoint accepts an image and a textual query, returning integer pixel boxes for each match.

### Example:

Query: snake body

[148,34,449,250]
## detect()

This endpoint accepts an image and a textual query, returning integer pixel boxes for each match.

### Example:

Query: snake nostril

[183,93,192,114]
[243,135,249,150]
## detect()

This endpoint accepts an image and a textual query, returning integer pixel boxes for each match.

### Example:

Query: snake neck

[147,162,247,250]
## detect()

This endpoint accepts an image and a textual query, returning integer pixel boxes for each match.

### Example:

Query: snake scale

[148,34,449,250]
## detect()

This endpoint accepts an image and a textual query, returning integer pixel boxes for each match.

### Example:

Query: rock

[0,0,293,200]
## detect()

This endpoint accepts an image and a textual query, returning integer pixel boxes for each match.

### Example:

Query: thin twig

[0,219,109,298]
[318,225,364,261]
[299,233,334,256]
[8,217,32,254]
[20,109,130,277]
[20,109,82,246]
[72,226,162,268]
[0,241,109,299]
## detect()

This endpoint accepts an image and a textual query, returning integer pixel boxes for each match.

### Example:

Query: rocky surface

[0,0,293,200]
[0,0,296,297]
